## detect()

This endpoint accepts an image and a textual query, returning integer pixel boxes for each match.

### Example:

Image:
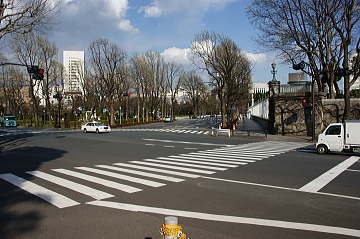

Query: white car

[81,122,111,133]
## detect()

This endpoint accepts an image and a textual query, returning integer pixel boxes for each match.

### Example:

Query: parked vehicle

[316,120,360,154]
[81,122,111,133]
[0,114,17,127]
[164,117,173,123]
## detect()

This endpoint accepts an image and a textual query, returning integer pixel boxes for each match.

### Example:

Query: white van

[316,120,360,154]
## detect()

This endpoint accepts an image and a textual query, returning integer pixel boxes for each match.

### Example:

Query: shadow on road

[0,133,67,239]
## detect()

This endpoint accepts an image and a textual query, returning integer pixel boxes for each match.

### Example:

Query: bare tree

[181,72,207,117]
[248,0,360,120]
[191,31,252,126]
[10,32,42,124]
[37,35,58,120]
[0,66,26,116]
[165,62,182,119]
[88,38,127,126]
[0,0,58,41]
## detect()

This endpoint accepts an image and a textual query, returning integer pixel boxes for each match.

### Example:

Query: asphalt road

[0,119,359,239]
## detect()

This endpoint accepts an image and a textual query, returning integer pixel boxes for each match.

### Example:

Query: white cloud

[243,52,268,64]
[117,19,139,33]
[161,47,192,65]
[60,0,138,33]
[139,0,238,18]
[103,0,128,18]
[142,5,163,18]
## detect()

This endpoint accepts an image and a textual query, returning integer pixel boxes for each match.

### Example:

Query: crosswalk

[115,128,210,135]
[0,141,307,208]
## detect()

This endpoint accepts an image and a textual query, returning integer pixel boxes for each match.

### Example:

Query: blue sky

[47,0,294,83]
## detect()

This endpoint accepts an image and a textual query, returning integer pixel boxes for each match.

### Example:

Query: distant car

[81,122,111,133]
[164,117,172,122]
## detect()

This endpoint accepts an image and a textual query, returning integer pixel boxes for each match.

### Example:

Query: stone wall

[271,97,360,136]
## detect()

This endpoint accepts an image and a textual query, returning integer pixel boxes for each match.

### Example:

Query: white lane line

[346,169,360,173]
[130,161,215,175]
[145,144,155,146]
[189,131,198,134]
[168,155,249,165]
[113,162,199,178]
[144,159,227,171]
[183,130,192,133]
[87,200,360,238]
[203,131,209,135]
[299,156,360,192]
[185,153,263,161]
[52,169,142,193]
[0,173,79,208]
[197,131,204,134]
[76,167,165,187]
[27,171,113,200]
[96,165,184,182]
[158,157,238,168]
[143,138,233,147]
[164,145,175,148]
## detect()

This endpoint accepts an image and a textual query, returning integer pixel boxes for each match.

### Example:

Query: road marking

[184,153,262,161]
[95,165,184,182]
[143,138,233,146]
[202,176,360,201]
[144,159,227,171]
[87,200,360,238]
[52,169,142,193]
[0,173,79,208]
[163,145,175,148]
[189,152,268,159]
[145,144,155,146]
[203,151,277,157]
[158,157,239,167]
[113,162,200,178]
[27,171,113,200]
[130,161,216,174]
[346,169,360,173]
[75,167,165,187]
[168,155,250,164]
[184,147,198,150]
[299,156,360,192]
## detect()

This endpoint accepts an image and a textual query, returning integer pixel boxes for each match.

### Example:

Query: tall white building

[63,51,85,94]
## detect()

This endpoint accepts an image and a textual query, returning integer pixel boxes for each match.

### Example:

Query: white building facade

[63,51,85,94]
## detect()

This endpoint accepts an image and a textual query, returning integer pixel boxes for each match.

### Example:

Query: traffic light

[33,68,44,80]
[27,65,44,80]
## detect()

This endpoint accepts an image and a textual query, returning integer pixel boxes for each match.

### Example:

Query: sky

[46,0,295,84]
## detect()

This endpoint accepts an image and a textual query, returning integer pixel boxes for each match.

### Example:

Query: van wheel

[83,129,87,133]
[317,145,328,154]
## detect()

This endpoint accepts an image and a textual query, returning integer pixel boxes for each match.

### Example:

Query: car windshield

[5,116,16,120]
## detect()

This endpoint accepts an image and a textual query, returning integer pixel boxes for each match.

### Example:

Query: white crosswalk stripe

[52,169,142,193]
[0,173,80,208]
[27,170,114,200]
[144,159,228,171]
[75,167,166,187]
[157,157,239,167]
[130,161,216,174]
[114,128,212,135]
[95,165,184,182]
[167,155,250,165]
[113,162,200,178]
[0,141,308,209]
